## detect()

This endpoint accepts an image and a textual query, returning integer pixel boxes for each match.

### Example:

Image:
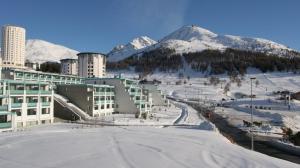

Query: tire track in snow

[110,134,136,168]
[134,142,192,168]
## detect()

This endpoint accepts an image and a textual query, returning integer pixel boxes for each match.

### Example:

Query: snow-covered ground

[0,123,298,168]
[111,70,300,135]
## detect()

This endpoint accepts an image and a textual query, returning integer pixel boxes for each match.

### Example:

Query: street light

[250,77,256,151]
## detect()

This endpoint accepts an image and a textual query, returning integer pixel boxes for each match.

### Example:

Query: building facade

[1,25,26,68]
[0,80,54,131]
[85,75,152,116]
[60,58,78,75]
[56,84,115,117]
[77,52,106,78]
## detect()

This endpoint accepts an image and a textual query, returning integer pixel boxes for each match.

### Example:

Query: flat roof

[5,68,83,79]
[57,83,114,88]
[77,52,106,56]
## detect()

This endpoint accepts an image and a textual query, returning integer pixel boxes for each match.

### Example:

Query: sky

[1,0,300,53]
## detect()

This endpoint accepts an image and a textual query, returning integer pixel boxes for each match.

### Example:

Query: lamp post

[250,77,256,151]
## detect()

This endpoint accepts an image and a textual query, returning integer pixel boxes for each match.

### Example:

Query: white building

[60,58,78,75]
[1,25,26,68]
[77,52,106,78]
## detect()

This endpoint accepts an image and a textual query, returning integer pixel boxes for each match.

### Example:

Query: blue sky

[1,0,299,52]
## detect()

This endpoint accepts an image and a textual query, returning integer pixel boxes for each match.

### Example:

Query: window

[101,105,104,109]
[106,104,110,109]
[42,108,50,114]
[27,109,37,115]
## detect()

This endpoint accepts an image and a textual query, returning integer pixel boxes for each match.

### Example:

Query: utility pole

[250,77,256,151]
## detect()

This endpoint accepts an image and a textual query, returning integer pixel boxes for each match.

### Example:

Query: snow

[26,39,79,64]
[110,70,300,135]
[108,36,157,62]
[107,25,297,62]
[0,123,298,168]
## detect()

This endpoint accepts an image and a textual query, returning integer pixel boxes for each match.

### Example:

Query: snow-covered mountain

[26,39,78,64]
[108,25,296,62]
[107,36,157,61]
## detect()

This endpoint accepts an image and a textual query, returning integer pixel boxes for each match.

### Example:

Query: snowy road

[0,124,298,168]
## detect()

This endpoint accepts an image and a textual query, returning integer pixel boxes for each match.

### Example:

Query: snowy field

[0,123,298,168]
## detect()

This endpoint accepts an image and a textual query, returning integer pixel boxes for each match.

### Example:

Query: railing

[10,90,24,95]
[27,102,37,107]
[42,102,50,106]
[26,90,39,94]
[0,105,8,111]
[40,90,52,95]
[11,103,22,108]
[0,122,11,129]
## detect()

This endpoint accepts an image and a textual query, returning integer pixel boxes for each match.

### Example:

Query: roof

[60,58,78,62]
[77,52,107,56]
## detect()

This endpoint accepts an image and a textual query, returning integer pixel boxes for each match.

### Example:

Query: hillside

[26,39,78,64]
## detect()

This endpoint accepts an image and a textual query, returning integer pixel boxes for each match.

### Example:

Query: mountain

[26,39,78,64]
[108,25,296,62]
[107,36,157,61]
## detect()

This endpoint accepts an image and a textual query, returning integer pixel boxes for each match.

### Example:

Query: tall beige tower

[77,52,106,78]
[1,25,26,68]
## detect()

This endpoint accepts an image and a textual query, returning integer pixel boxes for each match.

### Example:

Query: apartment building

[56,84,115,117]
[60,58,78,75]
[77,52,106,78]
[2,68,84,85]
[0,80,54,131]
[85,75,152,116]
[1,25,26,68]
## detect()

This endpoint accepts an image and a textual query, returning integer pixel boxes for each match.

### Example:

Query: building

[77,52,106,78]
[85,75,152,116]
[0,80,54,131]
[1,25,26,68]
[56,84,115,117]
[60,58,78,75]
[25,61,40,70]
[2,68,84,85]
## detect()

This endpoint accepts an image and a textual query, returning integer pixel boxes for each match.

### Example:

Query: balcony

[42,102,50,107]
[26,90,39,95]
[40,90,52,95]
[10,90,24,95]
[11,103,22,108]
[27,102,37,107]
[0,105,8,111]
[0,122,11,129]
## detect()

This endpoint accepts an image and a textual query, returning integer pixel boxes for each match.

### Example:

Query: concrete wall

[56,85,94,116]
[54,101,80,121]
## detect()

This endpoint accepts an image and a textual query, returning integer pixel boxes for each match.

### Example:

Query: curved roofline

[77,52,107,56]
[60,58,78,62]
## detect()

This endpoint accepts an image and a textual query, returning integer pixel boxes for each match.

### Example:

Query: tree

[224,82,231,95]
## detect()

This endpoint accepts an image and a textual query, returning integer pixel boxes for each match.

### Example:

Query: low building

[0,80,54,131]
[2,68,83,85]
[141,84,168,106]
[25,61,40,70]
[85,75,152,116]
[60,58,78,75]
[56,84,115,117]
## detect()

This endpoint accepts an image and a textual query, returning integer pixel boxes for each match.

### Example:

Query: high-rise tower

[1,25,26,68]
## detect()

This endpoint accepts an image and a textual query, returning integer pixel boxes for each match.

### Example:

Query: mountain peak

[161,25,217,42]
[108,36,157,62]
